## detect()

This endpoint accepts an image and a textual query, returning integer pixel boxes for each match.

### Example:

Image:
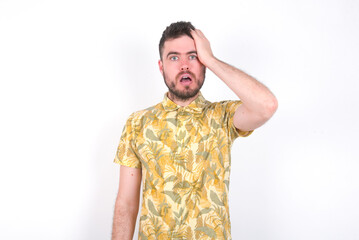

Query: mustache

[176,71,195,80]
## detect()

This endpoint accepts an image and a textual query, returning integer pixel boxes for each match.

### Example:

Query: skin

[158,35,206,106]
[189,29,278,131]
[112,28,278,240]
[112,166,141,240]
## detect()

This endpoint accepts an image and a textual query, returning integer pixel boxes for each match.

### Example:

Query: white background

[1,0,358,239]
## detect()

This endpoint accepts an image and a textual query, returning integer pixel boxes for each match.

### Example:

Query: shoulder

[127,102,164,126]
[204,99,242,113]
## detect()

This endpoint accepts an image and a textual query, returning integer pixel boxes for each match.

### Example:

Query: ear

[158,60,164,76]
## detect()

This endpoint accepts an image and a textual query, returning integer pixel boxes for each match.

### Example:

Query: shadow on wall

[115,34,166,107]
[80,35,160,239]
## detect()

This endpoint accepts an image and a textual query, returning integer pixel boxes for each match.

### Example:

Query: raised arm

[191,29,278,131]
[112,165,142,240]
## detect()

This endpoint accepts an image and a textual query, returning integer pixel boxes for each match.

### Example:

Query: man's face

[159,35,206,101]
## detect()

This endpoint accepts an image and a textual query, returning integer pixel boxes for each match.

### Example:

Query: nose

[180,60,189,71]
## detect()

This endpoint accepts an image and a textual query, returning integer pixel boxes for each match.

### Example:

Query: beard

[163,68,206,102]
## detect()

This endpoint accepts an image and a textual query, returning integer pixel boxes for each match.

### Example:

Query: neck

[167,92,199,107]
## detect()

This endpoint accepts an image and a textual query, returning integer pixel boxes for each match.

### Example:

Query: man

[112,21,277,240]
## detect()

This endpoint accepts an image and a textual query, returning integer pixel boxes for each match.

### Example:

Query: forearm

[112,202,139,240]
[206,57,277,117]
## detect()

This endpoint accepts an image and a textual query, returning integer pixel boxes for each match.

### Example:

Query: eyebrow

[166,51,197,58]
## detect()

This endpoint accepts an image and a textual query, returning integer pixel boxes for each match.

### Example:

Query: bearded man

[112,21,278,240]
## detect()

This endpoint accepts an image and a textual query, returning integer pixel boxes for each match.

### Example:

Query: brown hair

[159,21,195,59]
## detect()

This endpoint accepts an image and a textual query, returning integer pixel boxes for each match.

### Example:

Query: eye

[189,55,197,60]
[170,56,179,61]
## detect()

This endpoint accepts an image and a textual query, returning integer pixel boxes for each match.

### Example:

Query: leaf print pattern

[114,92,253,240]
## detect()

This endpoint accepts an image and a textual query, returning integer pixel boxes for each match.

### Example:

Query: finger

[194,29,206,39]
[190,29,199,39]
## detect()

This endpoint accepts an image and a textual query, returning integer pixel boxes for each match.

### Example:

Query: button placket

[176,108,183,148]
[175,108,188,164]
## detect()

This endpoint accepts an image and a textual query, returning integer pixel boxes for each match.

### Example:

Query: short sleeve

[225,100,253,142]
[114,113,141,168]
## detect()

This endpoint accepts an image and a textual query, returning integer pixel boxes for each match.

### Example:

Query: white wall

[1,0,358,239]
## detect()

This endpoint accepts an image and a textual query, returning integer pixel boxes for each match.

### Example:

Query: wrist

[203,55,219,70]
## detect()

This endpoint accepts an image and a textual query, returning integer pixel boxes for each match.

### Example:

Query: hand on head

[190,29,215,67]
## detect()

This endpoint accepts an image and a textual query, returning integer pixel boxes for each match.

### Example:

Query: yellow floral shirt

[114,92,252,240]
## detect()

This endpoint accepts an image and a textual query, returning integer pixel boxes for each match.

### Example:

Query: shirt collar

[162,92,209,113]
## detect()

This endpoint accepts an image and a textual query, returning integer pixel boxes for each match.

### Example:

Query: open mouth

[179,73,192,84]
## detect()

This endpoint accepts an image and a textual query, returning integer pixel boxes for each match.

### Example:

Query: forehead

[162,35,196,55]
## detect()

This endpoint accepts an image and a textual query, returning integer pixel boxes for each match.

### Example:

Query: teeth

[180,75,192,82]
